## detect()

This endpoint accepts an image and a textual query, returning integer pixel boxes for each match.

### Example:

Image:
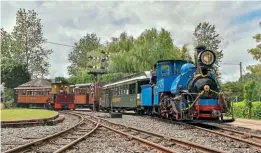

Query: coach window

[123,85,128,95]
[76,89,80,95]
[121,86,124,95]
[114,87,117,96]
[39,90,43,95]
[129,83,136,95]
[112,88,115,96]
[126,84,129,95]
[17,90,22,95]
[119,86,122,95]
[26,90,31,95]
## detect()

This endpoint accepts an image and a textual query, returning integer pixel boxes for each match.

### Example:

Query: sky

[1,1,261,82]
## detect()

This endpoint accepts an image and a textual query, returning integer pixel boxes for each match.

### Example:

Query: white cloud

[1,1,261,82]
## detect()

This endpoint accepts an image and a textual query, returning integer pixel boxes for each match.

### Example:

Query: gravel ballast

[86,112,260,153]
[65,127,157,153]
[1,113,80,152]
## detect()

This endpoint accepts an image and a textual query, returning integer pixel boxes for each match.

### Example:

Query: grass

[1,109,57,121]
[233,101,261,120]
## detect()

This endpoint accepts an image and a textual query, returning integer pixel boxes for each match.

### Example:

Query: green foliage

[67,68,94,84]
[67,71,130,84]
[233,102,248,118]
[243,81,258,118]
[2,89,16,109]
[193,22,223,75]
[180,44,192,62]
[221,72,261,102]
[67,33,102,75]
[68,28,184,82]
[221,81,244,99]
[108,28,181,73]
[55,77,69,84]
[247,21,261,74]
[11,8,52,77]
[1,64,31,89]
[98,73,131,82]
[3,101,17,109]
[233,102,261,119]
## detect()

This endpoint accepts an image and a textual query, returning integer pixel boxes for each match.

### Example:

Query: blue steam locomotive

[140,45,233,122]
[101,45,234,122]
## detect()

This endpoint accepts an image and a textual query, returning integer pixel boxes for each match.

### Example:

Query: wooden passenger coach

[72,82,105,110]
[15,79,75,110]
[15,79,52,108]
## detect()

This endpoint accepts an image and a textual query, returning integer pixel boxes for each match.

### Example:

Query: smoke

[186,43,196,63]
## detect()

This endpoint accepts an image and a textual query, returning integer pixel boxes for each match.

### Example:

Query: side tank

[153,60,189,105]
[170,63,197,94]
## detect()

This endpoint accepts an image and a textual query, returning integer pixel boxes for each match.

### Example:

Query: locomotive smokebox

[188,76,218,94]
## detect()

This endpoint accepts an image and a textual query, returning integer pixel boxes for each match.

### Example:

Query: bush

[1,88,16,109]
[233,102,261,119]
[3,101,16,109]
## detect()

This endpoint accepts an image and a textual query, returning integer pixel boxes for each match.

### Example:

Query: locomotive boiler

[140,45,234,122]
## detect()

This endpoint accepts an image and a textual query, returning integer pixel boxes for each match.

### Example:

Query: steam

[186,43,195,63]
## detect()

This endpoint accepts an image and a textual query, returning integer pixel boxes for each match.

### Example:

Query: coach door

[104,89,110,108]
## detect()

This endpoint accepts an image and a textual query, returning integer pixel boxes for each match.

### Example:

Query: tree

[221,81,244,100]
[68,33,101,76]
[1,28,31,89]
[109,28,181,73]
[11,8,52,78]
[180,44,192,62]
[1,64,31,89]
[193,22,223,75]
[243,81,258,118]
[55,77,69,84]
[247,21,261,74]
[1,28,13,65]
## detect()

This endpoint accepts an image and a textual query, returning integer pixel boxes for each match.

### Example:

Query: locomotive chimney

[195,45,206,72]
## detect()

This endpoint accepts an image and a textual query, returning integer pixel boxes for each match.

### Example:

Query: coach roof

[103,71,151,88]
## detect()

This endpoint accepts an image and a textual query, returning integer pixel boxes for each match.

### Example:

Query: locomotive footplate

[109,112,122,118]
[180,118,235,124]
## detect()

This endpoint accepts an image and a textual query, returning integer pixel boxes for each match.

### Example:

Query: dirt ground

[226,118,261,131]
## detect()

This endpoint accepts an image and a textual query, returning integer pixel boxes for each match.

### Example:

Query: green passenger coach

[100,71,151,112]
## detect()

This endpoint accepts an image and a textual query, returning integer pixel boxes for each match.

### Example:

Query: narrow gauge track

[75,112,227,153]
[141,115,261,151]
[192,123,261,145]
[3,112,99,153]
[90,111,261,152]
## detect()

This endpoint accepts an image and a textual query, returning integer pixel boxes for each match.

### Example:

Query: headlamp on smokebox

[198,50,216,66]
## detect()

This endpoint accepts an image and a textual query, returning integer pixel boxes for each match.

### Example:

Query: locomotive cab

[51,83,75,110]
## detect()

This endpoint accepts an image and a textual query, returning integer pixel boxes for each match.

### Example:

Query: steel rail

[191,125,261,149]
[53,117,100,153]
[142,114,261,149]
[192,123,261,149]
[3,112,84,153]
[84,115,178,153]
[205,124,261,140]
[83,113,226,153]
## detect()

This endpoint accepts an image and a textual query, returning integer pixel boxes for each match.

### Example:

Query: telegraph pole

[87,49,110,112]
[239,62,242,81]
